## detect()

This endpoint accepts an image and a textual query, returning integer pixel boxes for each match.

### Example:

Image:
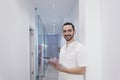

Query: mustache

[65,35,71,37]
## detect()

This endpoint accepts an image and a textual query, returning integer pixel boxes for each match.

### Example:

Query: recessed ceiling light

[53,29,55,31]
[53,27,55,29]
[53,19,55,23]
[53,24,55,26]
[52,4,56,7]
[53,13,55,17]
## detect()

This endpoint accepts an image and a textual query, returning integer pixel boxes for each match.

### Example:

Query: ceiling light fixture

[53,19,55,23]
[53,27,55,29]
[52,4,56,7]
[53,29,55,32]
[53,13,55,17]
[53,24,55,26]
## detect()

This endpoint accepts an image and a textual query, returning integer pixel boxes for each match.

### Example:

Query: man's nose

[65,31,69,35]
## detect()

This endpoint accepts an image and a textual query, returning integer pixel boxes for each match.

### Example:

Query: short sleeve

[76,45,88,67]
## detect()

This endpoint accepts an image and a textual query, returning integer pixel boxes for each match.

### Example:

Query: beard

[64,34,74,41]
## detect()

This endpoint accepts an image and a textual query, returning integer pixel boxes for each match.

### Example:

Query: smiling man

[48,22,87,80]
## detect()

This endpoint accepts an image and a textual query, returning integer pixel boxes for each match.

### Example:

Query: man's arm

[62,67,86,75]
[48,58,86,75]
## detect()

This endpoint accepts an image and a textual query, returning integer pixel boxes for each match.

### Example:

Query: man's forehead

[63,25,73,30]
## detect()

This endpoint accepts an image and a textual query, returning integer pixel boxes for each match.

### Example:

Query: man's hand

[47,57,66,72]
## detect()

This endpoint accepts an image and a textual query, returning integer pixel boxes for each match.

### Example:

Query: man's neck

[66,39,75,47]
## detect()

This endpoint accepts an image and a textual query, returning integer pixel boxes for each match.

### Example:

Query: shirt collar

[66,41,77,48]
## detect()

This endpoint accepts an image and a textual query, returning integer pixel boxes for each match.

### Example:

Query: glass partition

[35,13,48,80]
[34,8,60,80]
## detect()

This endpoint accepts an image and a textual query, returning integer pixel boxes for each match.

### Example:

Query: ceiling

[35,0,77,35]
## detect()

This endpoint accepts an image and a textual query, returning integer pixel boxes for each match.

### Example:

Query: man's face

[62,25,75,41]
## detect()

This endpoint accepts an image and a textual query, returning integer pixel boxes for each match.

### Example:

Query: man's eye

[68,30,72,32]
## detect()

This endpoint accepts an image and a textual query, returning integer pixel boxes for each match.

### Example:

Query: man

[48,22,87,80]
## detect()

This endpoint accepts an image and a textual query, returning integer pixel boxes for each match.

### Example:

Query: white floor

[43,65,58,80]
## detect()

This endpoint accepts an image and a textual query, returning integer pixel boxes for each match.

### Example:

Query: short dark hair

[62,22,75,31]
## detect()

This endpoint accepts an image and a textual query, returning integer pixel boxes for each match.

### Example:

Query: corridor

[0,0,120,80]
[43,65,58,80]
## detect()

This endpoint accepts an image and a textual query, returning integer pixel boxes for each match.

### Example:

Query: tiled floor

[43,65,58,80]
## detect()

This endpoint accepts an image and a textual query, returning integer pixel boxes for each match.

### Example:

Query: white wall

[0,0,35,80]
[79,0,102,80]
[101,0,120,80]
[79,0,85,44]
[80,0,120,80]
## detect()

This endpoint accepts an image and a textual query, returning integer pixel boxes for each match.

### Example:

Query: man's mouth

[65,35,71,37]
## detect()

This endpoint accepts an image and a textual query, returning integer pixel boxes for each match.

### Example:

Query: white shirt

[58,41,87,80]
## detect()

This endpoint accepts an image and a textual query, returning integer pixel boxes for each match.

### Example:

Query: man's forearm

[47,58,86,75]
[62,67,86,75]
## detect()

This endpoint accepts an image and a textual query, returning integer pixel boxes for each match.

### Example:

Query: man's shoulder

[76,41,83,47]
[60,45,66,51]
[75,41,86,51]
